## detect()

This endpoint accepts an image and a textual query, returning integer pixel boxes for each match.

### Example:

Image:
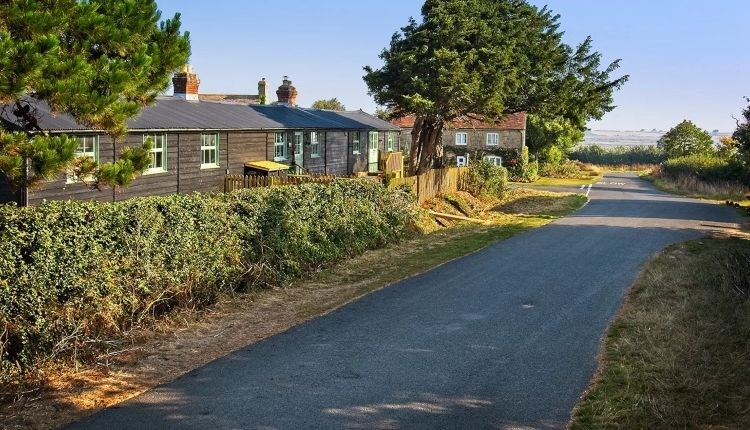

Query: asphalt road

[69,173,743,430]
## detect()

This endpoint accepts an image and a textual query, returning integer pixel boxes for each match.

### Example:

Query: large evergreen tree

[364,0,628,174]
[0,0,190,190]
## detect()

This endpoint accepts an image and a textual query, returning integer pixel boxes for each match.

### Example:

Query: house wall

[325,131,349,176]
[442,129,524,150]
[228,131,268,174]
[349,131,369,174]
[8,128,404,206]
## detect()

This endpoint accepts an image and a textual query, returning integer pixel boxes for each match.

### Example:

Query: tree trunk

[408,115,444,176]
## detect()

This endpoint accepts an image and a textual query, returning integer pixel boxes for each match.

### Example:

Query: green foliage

[661,154,747,184]
[0,0,190,189]
[465,159,508,198]
[508,146,539,182]
[570,145,666,165]
[716,136,739,161]
[0,181,417,386]
[540,145,565,166]
[733,98,750,164]
[657,120,714,159]
[311,98,346,111]
[539,160,595,179]
[526,114,585,158]
[364,0,627,173]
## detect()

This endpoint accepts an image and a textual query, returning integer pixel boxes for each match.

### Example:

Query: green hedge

[571,145,665,165]
[0,180,416,385]
[662,154,747,184]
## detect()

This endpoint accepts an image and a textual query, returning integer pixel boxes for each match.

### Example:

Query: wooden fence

[224,174,342,192]
[389,167,469,204]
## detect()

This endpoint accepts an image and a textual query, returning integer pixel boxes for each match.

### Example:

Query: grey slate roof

[0,97,400,132]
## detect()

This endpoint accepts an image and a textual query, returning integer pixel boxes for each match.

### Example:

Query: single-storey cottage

[0,68,401,206]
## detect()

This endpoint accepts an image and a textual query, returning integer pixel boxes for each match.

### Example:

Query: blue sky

[156,0,748,132]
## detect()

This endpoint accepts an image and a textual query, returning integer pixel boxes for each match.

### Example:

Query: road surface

[69,173,743,430]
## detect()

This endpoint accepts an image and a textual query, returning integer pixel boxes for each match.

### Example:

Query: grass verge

[512,175,602,187]
[642,172,749,202]
[570,238,750,429]
[1,188,586,430]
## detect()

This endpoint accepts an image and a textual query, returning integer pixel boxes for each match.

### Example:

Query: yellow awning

[244,160,290,172]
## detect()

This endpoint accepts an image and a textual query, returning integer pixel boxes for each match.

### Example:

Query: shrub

[508,146,539,182]
[570,145,666,165]
[540,145,565,166]
[465,159,508,198]
[0,180,417,387]
[661,154,747,184]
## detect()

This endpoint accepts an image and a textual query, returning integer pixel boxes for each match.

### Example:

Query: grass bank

[570,238,750,429]
[642,172,749,202]
[2,187,587,430]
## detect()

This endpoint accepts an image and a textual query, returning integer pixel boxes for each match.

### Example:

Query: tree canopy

[733,98,750,163]
[364,0,628,174]
[0,0,190,190]
[311,98,346,111]
[657,120,714,159]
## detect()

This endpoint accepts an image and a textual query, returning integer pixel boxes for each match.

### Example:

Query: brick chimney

[258,78,269,105]
[276,76,298,106]
[172,64,200,101]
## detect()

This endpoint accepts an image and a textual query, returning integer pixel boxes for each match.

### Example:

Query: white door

[368,131,379,173]
[294,132,303,172]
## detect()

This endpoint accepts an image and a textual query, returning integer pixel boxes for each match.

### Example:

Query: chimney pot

[276,76,298,107]
[173,64,200,101]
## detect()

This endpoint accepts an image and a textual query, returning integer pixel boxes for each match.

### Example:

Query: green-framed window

[311,132,321,157]
[66,135,99,184]
[201,133,220,168]
[144,133,167,174]
[274,132,288,161]
[352,131,361,154]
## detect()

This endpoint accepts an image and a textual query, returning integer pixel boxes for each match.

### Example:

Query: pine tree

[0,0,190,189]
[363,0,628,175]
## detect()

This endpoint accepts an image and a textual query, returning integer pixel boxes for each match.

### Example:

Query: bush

[570,145,666,165]
[540,145,565,166]
[508,146,539,182]
[0,180,417,387]
[661,154,747,184]
[465,159,508,198]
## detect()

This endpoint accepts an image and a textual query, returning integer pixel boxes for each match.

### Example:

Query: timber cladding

[1,98,402,205]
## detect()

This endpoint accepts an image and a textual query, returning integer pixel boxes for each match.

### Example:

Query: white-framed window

[484,155,502,166]
[66,135,100,184]
[352,132,361,154]
[274,132,288,161]
[294,132,303,158]
[387,133,395,152]
[201,133,220,169]
[486,132,499,146]
[455,132,468,146]
[310,132,320,157]
[144,134,167,174]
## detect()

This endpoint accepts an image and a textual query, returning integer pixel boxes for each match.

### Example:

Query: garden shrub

[508,146,538,183]
[0,180,416,387]
[465,159,508,198]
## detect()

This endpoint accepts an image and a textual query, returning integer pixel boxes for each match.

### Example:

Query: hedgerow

[661,154,747,184]
[570,145,666,165]
[0,180,416,389]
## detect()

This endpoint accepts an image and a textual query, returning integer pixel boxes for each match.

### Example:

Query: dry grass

[646,169,749,201]
[1,188,587,430]
[570,238,750,429]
